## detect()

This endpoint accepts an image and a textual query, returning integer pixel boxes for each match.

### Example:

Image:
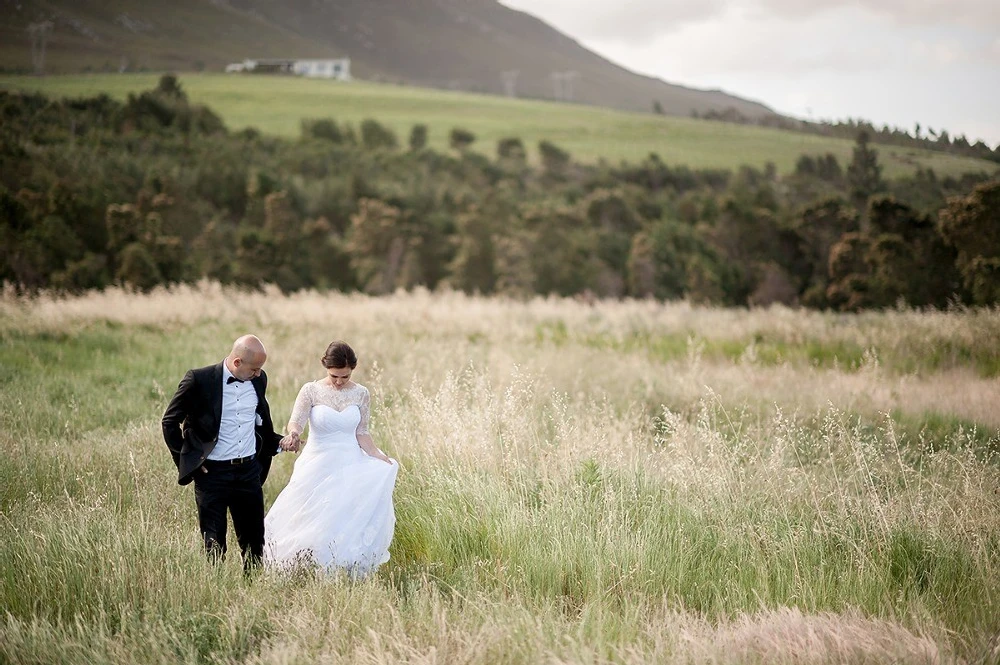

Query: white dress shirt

[207,363,259,461]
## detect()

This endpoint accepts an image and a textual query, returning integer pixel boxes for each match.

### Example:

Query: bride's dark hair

[321,341,357,369]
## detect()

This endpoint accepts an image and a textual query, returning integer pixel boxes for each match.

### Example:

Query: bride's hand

[280,432,301,452]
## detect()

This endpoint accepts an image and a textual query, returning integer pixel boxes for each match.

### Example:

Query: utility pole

[562,71,578,102]
[27,21,53,75]
[501,70,519,98]
[550,71,564,100]
[550,71,580,101]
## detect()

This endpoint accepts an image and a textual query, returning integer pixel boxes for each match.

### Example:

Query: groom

[161,334,293,571]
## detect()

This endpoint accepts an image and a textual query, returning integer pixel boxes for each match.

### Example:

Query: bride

[264,341,397,577]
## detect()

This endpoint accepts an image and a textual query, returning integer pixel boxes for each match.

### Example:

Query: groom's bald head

[232,334,266,360]
[227,334,267,380]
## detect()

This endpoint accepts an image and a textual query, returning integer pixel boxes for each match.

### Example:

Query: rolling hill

[1,72,995,178]
[0,0,776,120]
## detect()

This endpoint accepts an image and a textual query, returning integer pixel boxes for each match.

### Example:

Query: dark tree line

[2,76,998,310]
[694,107,1000,165]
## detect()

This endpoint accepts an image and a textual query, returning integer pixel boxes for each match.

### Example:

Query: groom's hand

[279,432,300,452]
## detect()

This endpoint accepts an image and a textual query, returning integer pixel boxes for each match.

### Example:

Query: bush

[360,119,398,150]
[497,137,525,161]
[449,127,476,151]
[302,118,349,144]
[409,124,428,151]
[539,140,570,175]
[115,242,161,291]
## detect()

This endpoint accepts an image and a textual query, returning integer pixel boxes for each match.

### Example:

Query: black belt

[205,454,256,466]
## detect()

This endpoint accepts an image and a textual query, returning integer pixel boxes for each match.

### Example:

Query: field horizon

[2,284,999,663]
[1,72,996,179]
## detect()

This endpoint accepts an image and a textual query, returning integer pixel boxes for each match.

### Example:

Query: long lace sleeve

[356,386,371,436]
[287,382,314,434]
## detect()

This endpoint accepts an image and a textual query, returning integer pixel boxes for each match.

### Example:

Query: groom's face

[233,352,266,381]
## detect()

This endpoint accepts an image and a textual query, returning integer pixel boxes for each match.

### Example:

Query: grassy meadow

[1,284,999,663]
[1,72,996,179]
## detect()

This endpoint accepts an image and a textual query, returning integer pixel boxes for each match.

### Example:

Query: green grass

[2,72,996,178]
[2,289,999,663]
[533,320,1000,377]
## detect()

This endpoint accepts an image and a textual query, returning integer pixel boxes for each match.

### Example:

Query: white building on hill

[225,58,351,81]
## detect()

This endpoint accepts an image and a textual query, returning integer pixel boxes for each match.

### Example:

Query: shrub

[360,119,398,150]
[409,124,428,151]
[449,127,476,151]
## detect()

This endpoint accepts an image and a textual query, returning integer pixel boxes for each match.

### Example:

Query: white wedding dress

[264,381,397,577]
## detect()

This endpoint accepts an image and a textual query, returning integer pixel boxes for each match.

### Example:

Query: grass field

[1,285,999,663]
[1,73,996,179]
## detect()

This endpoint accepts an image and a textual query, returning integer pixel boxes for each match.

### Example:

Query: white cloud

[752,0,1000,28]
[598,8,907,77]
[504,0,1000,42]
[500,0,1000,145]
[505,0,729,44]
[908,38,979,68]
[988,37,1000,62]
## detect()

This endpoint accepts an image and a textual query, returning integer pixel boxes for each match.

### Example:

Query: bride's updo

[321,341,357,369]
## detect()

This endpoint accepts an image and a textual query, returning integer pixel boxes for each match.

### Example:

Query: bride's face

[326,366,353,389]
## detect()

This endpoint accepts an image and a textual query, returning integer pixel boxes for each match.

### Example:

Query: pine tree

[846,130,885,224]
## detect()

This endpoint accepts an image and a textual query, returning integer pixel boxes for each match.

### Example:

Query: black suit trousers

[192,458,265,569]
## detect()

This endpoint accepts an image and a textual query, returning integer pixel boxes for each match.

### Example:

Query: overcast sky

[501,0,1000,147]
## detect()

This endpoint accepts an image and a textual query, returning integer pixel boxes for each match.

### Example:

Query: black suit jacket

[161,362,283,486]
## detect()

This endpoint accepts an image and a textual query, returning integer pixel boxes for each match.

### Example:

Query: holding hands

[279,431,301,452]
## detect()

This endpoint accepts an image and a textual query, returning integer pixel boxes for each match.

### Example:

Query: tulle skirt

[264,440,397,578]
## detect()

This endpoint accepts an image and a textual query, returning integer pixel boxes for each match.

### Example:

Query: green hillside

[0,0,773,119]
[2,73,995,178]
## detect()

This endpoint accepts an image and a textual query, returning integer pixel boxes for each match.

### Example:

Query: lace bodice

[288,381,371,436]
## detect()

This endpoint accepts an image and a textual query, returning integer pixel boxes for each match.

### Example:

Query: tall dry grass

[1,284,998,664]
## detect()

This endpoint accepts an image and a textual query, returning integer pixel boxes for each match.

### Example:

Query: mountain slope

[4,73,995,179]
[0,0,775,119]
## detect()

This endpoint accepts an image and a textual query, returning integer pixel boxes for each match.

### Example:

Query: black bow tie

[227,376,244,384]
